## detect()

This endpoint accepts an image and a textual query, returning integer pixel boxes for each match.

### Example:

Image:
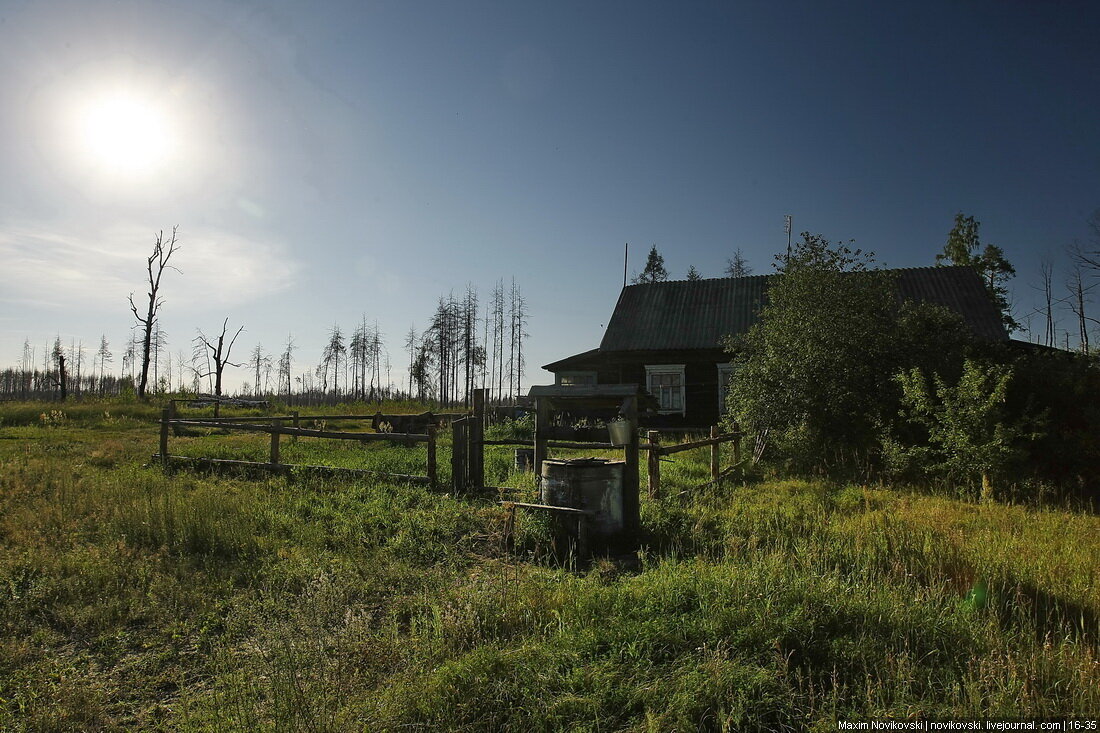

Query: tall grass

[0,399,1097,730]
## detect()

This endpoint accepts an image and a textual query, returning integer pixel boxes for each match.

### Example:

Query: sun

[79,93,174,176]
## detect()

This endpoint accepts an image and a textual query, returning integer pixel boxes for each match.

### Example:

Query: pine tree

[725,248,752,278]
[936,213,1017,330]
[632,245,669,284]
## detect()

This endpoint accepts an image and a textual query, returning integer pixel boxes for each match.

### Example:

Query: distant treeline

[3,278,530,408]
[0,367,131,401]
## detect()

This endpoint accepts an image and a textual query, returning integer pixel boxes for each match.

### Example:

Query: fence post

[270,419,281,466]
[291,411,299,443]
[534,398,549,491]
[710,425,720,482]
[471,388,485,490]
[451,418,467,493]
[427,425,438,490]
[647,430,661,499]
[622,397,640,537]
[733,426,741,468]
[159,408,170,471]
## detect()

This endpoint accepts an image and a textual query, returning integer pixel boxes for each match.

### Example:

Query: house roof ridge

[599,265,1004,352]
[630,264,980,287]
[626,272,772,286]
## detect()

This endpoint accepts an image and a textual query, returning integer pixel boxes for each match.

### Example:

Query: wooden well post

[621,396,640,537]
[533,398,550,488]
[451,417,468,493]
[647,430,661,499]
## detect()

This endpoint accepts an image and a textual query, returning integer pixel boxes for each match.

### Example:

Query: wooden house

[541,266,1009,429]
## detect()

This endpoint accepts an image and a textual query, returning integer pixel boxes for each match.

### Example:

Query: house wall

[556,348,730,429]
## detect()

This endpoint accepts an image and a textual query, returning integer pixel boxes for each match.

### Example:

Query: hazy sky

[3,0,1099,391]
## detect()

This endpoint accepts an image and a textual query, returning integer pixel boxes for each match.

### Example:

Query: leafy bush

[893,360,1041,501]
[725,234,974,477]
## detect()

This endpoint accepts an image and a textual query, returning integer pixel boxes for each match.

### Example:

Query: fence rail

[170,419,429,443]
[646,426,742,499]
[157,409,439,487]
[155,393,741,500]
[481,438,619,450]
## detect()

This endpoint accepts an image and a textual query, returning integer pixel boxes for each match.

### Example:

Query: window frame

[645,364,686,416]
[717,362,734,415]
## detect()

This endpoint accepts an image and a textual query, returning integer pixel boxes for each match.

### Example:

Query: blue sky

[2,0,1099,390]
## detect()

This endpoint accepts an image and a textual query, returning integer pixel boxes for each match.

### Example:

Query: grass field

[0,400,1097,731]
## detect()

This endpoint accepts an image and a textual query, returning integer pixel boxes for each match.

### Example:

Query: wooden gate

[450,389,486,493]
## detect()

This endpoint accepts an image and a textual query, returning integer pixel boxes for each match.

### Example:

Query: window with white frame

[645,364,686,415]
[558,371,597,387]
[717,363,734,414]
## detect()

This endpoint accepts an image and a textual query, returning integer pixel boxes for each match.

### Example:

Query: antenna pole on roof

[784,215,793,264]
[623,242,628,289]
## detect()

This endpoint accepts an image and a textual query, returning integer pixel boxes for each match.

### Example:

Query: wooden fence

[474,422,744,498]
[451,390,486,493]
[156,388,742,498]
[645,426,743,499]
[156,409,441,486]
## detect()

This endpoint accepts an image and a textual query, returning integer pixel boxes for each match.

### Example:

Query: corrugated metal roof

[896,266,1007,341]
[598,266,1007,352]
[542,348,602,372]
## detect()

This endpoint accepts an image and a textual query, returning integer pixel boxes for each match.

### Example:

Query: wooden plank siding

[551,348,729,429]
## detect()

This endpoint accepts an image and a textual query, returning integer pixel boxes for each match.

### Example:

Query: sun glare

[79,93,173,176]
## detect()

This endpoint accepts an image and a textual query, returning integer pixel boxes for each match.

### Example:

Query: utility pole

[784,215,793,263]
[623,242,628,288]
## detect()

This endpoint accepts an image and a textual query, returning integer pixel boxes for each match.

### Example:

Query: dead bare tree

[1066,253,1094,355]
[1038,259,1056,348]
[248,343,271,397]
[51,336,67,401]
[96,336,112,395]
[277,335,295,400]
[491,279,505,403]
[129,227,180,399]
[194,318,243,417]
[462,285,478,407]
[508,279,528,402]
